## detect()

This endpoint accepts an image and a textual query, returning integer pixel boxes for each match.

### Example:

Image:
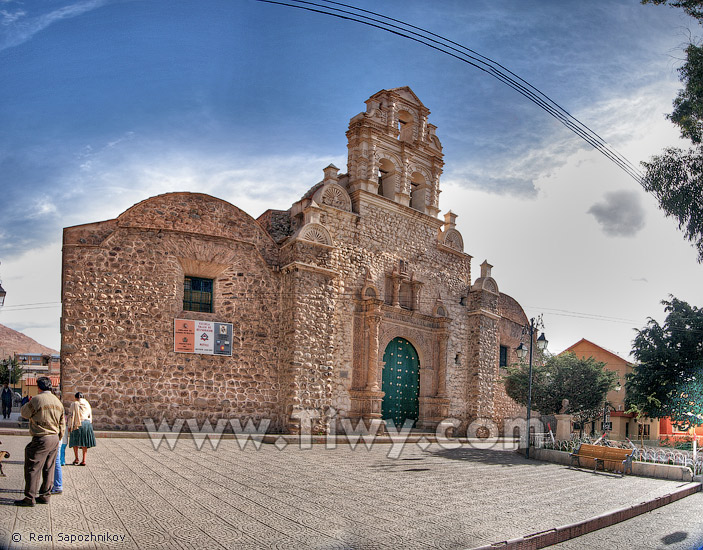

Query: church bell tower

[345,87,444,217]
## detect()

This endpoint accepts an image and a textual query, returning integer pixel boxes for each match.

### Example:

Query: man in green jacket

[15,377,65,507]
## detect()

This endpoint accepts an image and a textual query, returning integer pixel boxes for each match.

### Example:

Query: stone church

[61,87,531,433]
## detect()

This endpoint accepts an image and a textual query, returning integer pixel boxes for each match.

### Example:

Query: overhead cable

[255,0,644,183]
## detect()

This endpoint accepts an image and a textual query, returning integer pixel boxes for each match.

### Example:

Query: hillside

[0,323,58,357]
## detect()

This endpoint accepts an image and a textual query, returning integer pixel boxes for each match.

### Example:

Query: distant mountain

[0,323,58,358]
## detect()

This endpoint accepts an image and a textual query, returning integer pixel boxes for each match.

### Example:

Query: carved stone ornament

[471,276,499,295]
[361,268,380,300]
[433,295,448,318]
[313,183,352,212]
[296,223,332,246]
[364,286,378,299]
[443,228,464,252]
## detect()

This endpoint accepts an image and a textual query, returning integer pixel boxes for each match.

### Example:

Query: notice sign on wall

[174,319,233,356]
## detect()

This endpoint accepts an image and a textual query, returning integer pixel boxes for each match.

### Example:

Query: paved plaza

[0,433,700,549]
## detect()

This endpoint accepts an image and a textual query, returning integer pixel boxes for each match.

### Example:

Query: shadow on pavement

[662,531,689,545]
[427,446,551,466]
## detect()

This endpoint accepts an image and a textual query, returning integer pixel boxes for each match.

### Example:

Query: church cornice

[437,243,472,259]
[466,309,501,321]
[378,304,451,330]
[346,126,444,163]
[280,261,338,278]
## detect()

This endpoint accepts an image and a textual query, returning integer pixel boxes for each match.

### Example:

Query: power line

[0,303,61,312]
[254,0,644,183]
[527,306,639,324]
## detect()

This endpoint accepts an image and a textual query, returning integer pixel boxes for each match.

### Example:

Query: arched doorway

[382,337,420,428]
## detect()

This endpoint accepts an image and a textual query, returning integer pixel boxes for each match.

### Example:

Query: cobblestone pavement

[551,491,703,550]
[0,434,699,550]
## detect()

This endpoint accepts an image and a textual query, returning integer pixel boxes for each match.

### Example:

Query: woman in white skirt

[68,392,96,466]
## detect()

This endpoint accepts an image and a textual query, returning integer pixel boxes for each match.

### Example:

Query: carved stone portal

[349,298,450,428]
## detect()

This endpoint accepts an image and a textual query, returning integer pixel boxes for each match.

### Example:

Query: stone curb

[470,481,702,550]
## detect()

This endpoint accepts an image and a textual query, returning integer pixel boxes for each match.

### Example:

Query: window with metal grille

[183,276,213,313]
[499,345,508,368]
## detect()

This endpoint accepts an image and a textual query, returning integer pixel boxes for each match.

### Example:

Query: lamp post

[516,317,548,459]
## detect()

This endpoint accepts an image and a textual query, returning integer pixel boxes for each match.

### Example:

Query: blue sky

[0,0,701,360]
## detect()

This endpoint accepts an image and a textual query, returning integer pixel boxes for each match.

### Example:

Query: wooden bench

[570,443,634,476]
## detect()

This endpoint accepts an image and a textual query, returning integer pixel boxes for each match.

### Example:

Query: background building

[562,338,660,441]
[0,323,60,397]
[61,88,534,433]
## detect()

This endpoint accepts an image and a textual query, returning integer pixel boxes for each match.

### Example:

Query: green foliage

[0,357,23,386]
[640,1,703,262]
[504,352,618,424]
[671,44,703,144]
[641,147,703,262]
[626,296,703,429]
[642,1,703,21]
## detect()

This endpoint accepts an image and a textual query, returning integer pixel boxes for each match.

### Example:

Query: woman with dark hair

[68,392,96,465]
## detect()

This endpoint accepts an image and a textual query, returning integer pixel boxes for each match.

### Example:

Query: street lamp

[516,317,548,459]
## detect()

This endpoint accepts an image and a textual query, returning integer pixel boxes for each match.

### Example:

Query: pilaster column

[365,311,382,391]
[412,281,423,311]
[436,329,449,397]
[392,277,401,308]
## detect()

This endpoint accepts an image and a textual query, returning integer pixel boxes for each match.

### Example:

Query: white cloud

[0,0,111,51]
[34,197,58,216]
[0,8,26,25]
[58,144,345,227]
[446,78,687,202]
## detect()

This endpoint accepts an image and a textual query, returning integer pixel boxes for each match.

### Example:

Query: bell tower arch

[345,87,444,217]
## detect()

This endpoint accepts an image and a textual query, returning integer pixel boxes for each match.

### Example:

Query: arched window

[398,110,414,142]
[410,172,428,213]
[378,158,396,199]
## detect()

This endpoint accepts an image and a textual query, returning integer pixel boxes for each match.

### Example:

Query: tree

[626,296,703,430]
[642,1,703,22]
[0,357,23,386]
[641,1,703,262]
[504,352,618,427]
[626,395,661,447]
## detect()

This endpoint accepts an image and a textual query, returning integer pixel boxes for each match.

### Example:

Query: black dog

[0,441,9,476]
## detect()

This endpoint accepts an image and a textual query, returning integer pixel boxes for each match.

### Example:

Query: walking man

[1,383,12,419]
[15,377,65,506]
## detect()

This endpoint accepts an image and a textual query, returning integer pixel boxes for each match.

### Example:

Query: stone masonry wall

[279,265,337,433]
[493,294,530,424]
[62,194,284,430]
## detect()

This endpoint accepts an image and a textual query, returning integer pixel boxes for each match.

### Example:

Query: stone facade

[61,87,530,433]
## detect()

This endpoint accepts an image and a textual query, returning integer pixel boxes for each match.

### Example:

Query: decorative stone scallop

[297,223,333,246]
[433,296,448,318]
[361,282,380,300]
[471,276,499,295]
[483,278,498,293]
[313,183,352,212]
[443,228,464,252]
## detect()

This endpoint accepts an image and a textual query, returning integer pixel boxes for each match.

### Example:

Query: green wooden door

[382,337,420,428]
